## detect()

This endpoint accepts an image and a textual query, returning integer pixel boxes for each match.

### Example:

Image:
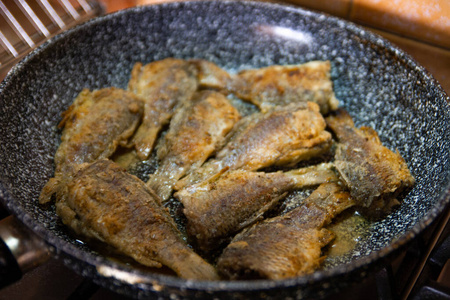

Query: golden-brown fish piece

[128,58,198,160]
[55,87,143,174]
[175,102,332,189]
[54,159,219,280]
[326,109,415,216]
[175,163,338,252]
[230,61,339,114]
[39,87,143,204]
[147,90,241,201]
[188,59,233,91]
[216,183,354,280]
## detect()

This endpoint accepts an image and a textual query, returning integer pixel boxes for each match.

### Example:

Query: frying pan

[0,1,449,299]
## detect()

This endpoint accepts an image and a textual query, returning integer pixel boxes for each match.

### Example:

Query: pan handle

[0,216,51,288]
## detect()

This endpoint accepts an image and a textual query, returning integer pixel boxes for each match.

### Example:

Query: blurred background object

[0,0,104,79]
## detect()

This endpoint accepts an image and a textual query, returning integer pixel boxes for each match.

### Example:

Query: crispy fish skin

[55,87,144,174]
[175,163,338,252]
[230,61,339,114]
[326,109,415,215]
[216,183,354,280]
[128,58,199,160]
[175,102,332,189]
[55,159,219,280]
[188,59,233,91]
[147,90,241,201]
[39,87,143,204]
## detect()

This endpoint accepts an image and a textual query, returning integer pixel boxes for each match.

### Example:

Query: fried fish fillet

[54,159,219,280]
[230,61,339,114]
[128,58,199,160]
[188,59,233,91]
[326,109,415,215]
[39,87,143,204]
[175,102,332,189]
[55,87,143,173]
[175,163,338,252]
[147,90,241,201]
[217,183,354,280]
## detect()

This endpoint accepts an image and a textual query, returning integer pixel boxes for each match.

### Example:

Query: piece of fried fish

[326,109,415,216]
[175,102,332,190]
[175,163,338,252]
[217,183,354,280]
[128,58,199,160]
[147,90,241,201]
[39,87,143,204]
[230,61,339,114]
[54,159,219,280]
[188,59,233,91]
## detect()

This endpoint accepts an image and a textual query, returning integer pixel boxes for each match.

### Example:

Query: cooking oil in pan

[324,209,370,266]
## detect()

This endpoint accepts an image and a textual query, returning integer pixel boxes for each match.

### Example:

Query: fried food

[188,59,233,91]
[326,109,415,216]
[128,58,198,160]
[216,183,354,280]
[147,90,241,201]
[40,58,415,281]
[56,87,143,174]
[39,87,143,204]
[230,61,339,114]
[175,163,338,252]
[175,102,332,189]
[55,159,219,280]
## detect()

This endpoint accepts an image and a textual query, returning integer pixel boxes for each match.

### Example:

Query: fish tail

[39,176,62,204]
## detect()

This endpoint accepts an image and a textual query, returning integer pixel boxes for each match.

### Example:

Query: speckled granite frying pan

[0,1,449,299]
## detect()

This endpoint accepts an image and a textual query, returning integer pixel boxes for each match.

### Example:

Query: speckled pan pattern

[0,1,449,299]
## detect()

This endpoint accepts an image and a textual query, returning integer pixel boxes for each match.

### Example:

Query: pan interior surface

[0,0,449,298]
